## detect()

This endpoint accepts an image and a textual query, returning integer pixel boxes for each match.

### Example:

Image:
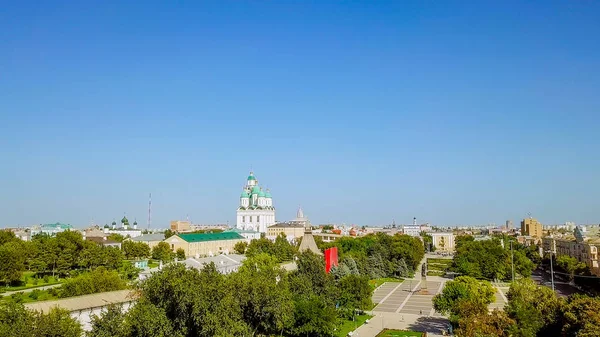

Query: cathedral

[236,172,275,233]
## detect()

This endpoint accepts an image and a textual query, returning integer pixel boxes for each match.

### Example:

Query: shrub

[43,275,49,284]
[29,289,40,300]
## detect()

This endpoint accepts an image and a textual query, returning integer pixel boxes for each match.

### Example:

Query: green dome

[265,190,272,198]
[258,189,266,197]
[251,186,261,194]
[240,191,250,198]
[121,216,129,224]
[247,172,256,181]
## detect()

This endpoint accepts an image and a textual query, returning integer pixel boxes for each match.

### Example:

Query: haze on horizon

[1,1,599,228]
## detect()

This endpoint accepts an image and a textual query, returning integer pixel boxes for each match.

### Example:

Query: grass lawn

[375,329,425,337]
[426,258,452,265]
[369,278,403,289]
[336,314,372,337]
[0,272,62,293]
[1,288,59,304]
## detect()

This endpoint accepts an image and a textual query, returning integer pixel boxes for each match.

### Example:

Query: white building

[402,225,421,237]
[104,216,143,238]
[236,172,275,233]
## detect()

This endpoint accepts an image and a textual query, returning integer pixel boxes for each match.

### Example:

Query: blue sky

[1,1,599,228]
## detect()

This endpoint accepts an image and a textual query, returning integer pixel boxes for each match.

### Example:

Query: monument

[418,262,429,294]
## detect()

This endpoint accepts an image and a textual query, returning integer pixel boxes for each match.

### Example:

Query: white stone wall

[236,209,275,233]
[71,302,134,331]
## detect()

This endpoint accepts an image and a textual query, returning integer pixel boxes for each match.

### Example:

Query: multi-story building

[266,207,309,241]
[163,232,247,258]
[130,233,166,249]
[430,232,456,252]
[236,172,276,233]
[542,226,600,277]
[30,223,73,237]
[170,220,191,232]
[521,217,543,238]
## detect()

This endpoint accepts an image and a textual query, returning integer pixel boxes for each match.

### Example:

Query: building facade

[521,217,543,237]
[104,216,143,238]
[430,232,456,252]
[130,233,165,249]
[236,172,275,233]
[542,227,600,277]
[163,232,247,257]
[31,223,73,237]
[170,220,191,232]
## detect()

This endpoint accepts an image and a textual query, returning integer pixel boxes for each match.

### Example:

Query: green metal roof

[258,189,266,197]
[42,223,72,229]
[265,190,272,198]
[240,191,250,198]
[178,232,245,243]
[247,172,256,180]
[251,186,261,194]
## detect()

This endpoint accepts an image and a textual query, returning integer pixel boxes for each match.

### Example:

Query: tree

[231,254,294,335]
[233,241,248,255]
[163,229,175,239]
[246,238,275,258]
[560,294,600,337]
[32,307,83,337]
[0,301,34,336]
[59,268,127,298]
[121,301,180,337]
[0,242,25,284]
[107,233,125,243]
[337,274,373,314]
[122,241,151,260]
[505,278,563,337]
[88,304,125,337]
[455,309,515,337]
[556,255,587,281]
[176,248,186,260]
[273,233,295,262]
[151,242,174,262]
[433,276,495,321]
[289,295,337,337]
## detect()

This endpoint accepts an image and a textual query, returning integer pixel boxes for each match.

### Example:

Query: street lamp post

[510,241,515,283]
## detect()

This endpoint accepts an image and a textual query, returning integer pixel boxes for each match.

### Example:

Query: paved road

[372,279,445,316]
[531,268,582,298]
[1,284,62,297]
[489,288,508,311]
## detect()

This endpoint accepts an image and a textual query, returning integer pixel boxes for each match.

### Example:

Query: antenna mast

[148,193,152,230]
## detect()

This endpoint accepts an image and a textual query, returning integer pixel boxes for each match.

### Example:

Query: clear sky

[1,1,599,228]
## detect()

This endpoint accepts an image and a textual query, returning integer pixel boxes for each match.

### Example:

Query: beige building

[170,220,191,232]
[542,228,600,277]
[430,232,456,252]
[267,223,305,240]
[521,218,543,237]
[131,233,165,250]
[163,232,246,257]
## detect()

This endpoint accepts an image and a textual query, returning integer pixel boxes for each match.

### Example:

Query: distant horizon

[2,2,599,227]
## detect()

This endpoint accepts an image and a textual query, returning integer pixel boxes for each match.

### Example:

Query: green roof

[178,232,245,243]
[240,191,250,198]
[42,223,72,229]
[265,190,272,198]
[258,189,266,197]
[247,172,256,180]
[251,186,261,194]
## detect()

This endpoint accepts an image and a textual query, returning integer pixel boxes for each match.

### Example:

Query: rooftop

[269,222,305,229]
[177,232,245,243]
[179,254,246,270]
[131,233,165,242]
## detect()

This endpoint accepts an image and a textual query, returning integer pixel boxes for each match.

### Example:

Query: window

[242,216,245,222]
[250,216,253,222]
[257,215,260,222]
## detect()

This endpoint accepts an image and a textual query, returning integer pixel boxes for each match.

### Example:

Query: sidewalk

[353,312,449,337]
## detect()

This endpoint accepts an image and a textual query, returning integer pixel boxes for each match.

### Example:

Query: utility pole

[549,251,555,292]
[510,241,515,283]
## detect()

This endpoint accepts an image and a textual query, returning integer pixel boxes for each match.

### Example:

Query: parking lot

[372,280,445,316]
